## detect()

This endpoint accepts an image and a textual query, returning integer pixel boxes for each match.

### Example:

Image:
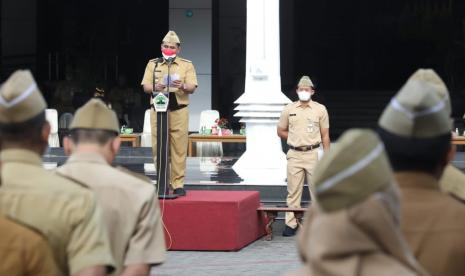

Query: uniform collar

[67,152,108,165]
[394,171,439,190]
[0,149,43,166]
[296,100,314,108]
[160,56,180,65]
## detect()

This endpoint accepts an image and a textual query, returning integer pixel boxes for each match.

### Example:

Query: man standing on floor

[378,70,465,276]
[277,76,330,237]
[0,70,115,275]
[58,99,166,276]
[141,30,198,196]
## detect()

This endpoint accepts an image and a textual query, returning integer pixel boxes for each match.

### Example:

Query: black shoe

[173,188,186,196]
[282,225,297,237]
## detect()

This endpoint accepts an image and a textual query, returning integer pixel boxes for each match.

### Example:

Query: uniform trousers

[286,148,318,228]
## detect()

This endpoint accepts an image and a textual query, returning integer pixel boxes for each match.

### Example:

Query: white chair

[141,109,152,147]
[197,110,223,157]
[45,109,60,147]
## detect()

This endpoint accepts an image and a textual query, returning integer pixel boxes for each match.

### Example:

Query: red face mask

[162,48,177,56]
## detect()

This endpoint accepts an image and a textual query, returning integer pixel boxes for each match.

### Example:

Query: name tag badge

[307,119,314,133]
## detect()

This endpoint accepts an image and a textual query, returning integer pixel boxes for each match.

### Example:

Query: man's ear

[444,144,456,165]
[63,136,74,156]
[111,136,121,155]
[42,121,51,144]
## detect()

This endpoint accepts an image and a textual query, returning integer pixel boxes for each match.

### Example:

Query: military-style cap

[0,70,47,123]
[297,76,314,88]
[162,30,180,44]
[313,129,393,212]
[70,98,119,133]
[378,73,451,138]
[407,68,451,115]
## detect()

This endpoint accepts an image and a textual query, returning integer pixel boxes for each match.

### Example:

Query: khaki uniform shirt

[440,164,465,202]
[0,215,61,276]
[141,56,198,105]
[0,149,115,275]
[57,153,166,275]
[396,172,465,276]
[278,101,329,147]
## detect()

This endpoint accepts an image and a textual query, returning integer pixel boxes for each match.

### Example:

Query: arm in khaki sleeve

[182,62,198,94]
[124,192,166,268]
[26,235,61,276]
[68,195,115,276]
[320,107,330,150]
[277,107,289,140]
[141,61,155,94]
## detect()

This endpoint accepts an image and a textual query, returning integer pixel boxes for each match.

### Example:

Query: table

[257,206,307,241]
[453,136,465,145]
[119,133,141,147]
[188,134,246,157]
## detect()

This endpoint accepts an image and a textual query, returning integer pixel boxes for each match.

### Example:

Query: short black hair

[377,127,451,173]
[0,111,46,145]
[69,129,117,146]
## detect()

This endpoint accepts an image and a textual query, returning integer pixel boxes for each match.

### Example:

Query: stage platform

[43,146,465,205]
[43,147,312,205]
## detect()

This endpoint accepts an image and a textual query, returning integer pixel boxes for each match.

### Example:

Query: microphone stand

[156,57,177,199]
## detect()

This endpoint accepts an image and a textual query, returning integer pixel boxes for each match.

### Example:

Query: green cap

[162,30,180,44]
[298,76,314,88]
[0,70,47,123]
[378,73,451,138]
[314,129,393,212]
[70,99,119,133]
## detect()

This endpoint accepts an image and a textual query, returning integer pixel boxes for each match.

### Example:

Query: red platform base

[160,190,265,251]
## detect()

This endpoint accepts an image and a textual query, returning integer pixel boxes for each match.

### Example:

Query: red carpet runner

[160,190,265,251]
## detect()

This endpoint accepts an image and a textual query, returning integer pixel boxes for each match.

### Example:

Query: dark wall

[294,0,465,91]
[213,0,465,127]
[36,0,169,89]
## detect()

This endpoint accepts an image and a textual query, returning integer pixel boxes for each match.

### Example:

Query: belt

[288,143,320,152]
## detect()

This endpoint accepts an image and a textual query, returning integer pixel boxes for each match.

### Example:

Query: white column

[233,0,291,183]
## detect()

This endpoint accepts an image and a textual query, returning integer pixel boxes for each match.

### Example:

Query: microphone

[165,57,175,65]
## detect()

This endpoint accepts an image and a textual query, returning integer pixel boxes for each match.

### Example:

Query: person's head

[63,99,120,164]
[160,30,181,59]
[0,70,50,154]
[313,129,400,224]
[295,76,315,102]
[378,70,453,177]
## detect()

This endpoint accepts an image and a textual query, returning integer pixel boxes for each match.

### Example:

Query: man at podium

[141,30,198,196]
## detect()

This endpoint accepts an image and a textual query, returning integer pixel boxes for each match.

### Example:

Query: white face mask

[297,91,311,102]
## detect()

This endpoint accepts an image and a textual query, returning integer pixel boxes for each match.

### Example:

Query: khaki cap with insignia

[297,76,314,88]
[313,129,393,212]
[378,73,451,138]
[0,70,47,123]
[407,68,451,115]
[162,30,180,44]
[70,99,119,133]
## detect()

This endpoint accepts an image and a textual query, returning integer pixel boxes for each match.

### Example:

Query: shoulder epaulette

[115,166,152,184]
[178,57,192,63]
[54,171,91,189]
